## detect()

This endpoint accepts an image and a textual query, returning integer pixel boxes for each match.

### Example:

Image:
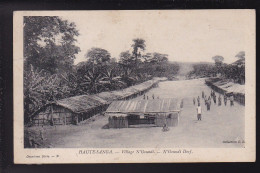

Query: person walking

[193,97,196,105]
[197,104,202,121]
[218,95,222,106]
[230,94,234,106]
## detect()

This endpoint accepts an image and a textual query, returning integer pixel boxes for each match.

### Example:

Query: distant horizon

[74,59,234,66]
[55,10,247,65]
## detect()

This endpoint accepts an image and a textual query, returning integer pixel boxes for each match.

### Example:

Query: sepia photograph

[13,10,255,163]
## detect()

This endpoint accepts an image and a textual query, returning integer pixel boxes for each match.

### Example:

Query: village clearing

[40,78,245,148]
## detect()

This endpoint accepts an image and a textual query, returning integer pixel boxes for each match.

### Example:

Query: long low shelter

[106,98,183,128]
[30,95,109,126]
[30,77,168,126]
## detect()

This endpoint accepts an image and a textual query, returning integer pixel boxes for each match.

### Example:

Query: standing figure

[206,100,210,111]
[147,96,149,100]
[208,98,211,110]
[197,104,202,121]
[230,94,234,106]
[197,96,200,106]
[143,94,146,100]
[224,94,227,106]
[40,125,46,141]
[193,98,196,105]
[213,95,216,104]
[202,91,204,99]
[218,95,222,106]
[162,123,169,132]
[152,94,155,99]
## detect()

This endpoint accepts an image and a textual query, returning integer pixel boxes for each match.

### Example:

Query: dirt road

[45,78,245,148]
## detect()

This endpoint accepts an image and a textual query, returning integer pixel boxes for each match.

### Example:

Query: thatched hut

[29,77,168,126]
[30,95,108,126]
[106,98,183,128]
[205,78,245,105]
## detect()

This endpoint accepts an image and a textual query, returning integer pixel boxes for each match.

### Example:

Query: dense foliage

[24,17,179,122]
[188,54,245,84]
[24,16,80,74]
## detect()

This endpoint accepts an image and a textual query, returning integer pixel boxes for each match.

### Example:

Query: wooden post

[51,105,54,126]
[76,115,79,125]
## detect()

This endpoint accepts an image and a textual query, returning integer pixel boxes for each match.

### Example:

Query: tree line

[187,51,245,85]
[23,16,179,122]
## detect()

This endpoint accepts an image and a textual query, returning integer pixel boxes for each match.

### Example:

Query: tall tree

[24,16,80,74]
[151,52,168,63]
[131,38,146,64]
[85,47,111,65]
[235,51,245,59]
[212,55,224,66]
[119,51,135,67]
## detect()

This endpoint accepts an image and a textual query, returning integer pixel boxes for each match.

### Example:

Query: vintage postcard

[13,10,255,163]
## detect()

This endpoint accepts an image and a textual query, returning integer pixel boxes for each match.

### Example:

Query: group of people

[143,94,159,100]
[193,90,235,121]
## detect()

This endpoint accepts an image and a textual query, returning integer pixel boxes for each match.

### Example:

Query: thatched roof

[31,77,168,118]
[31,95,109,117]
[56,95,108,113]
[130,81,154,91]
[95,91,122,102]
[94,78,164,101]
[106,98,182,114]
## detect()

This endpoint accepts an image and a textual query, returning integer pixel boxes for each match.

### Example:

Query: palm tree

[24,65,70,122]
[101,68,126,90]
[131,38,146,64]
[24,65,46,121]
[120,68,138,86]
[80,68,105,94]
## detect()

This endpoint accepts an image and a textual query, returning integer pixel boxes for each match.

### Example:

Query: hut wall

[79,104,109,123]
[154,113,179,127]
[32,105,74,126]
[154,114,166,127]
[205,79,245,105]
[108,116,128,128]
[166,113,179,127]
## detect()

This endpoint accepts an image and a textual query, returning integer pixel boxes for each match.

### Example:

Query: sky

[59,10,250,65]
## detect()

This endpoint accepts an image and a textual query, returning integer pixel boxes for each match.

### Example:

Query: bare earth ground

[41,78,245,148]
